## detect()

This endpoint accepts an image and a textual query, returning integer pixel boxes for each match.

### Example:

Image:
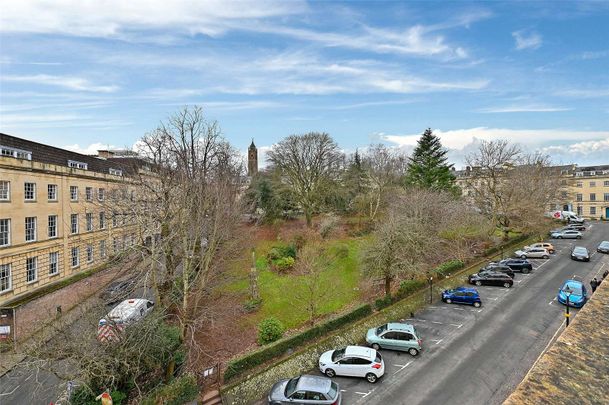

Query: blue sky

[1,0,609,167]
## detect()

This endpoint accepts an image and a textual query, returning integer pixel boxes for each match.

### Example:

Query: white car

[319,345,384,383]
[551,230,582,239]
[514,247,550,259]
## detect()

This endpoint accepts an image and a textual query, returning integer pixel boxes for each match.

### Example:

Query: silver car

[514,247,550,259]
[551,230,582,239]
[268,375,341,405]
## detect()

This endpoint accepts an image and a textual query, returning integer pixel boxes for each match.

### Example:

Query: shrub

[319,214,340,239]
[432,260,464,277]
[141,374,198,405]
[273,256,295,272]
[72,388,127,405]
[244,298,263,313]
[267,244,297,262]
[257,317,285,345]
[396,279,427,299]
[374,295,393,310]
[225,304,372,382]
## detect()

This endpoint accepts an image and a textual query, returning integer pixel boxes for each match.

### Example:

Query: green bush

[244,298,263,313]
[225,304,372,382]
[396,279,427,299]
[273,256,295,272]
[257,317,285,345]
[267,244,297,261]
[432,260,464,277]
[141,374,198,405]
[374,295,393,310]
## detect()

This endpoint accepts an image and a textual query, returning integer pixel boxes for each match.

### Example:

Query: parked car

[268,375,341,405]
[570,246,590,262]
[550,230,582,239]
[524,242,556,254]
[565,223,586,232]
[366,323,422,356]
[597,241,609,254]
[469,272,513,288]
[514,247,550,259]
[495,258,533,273]
[557,279,588,308]
[100,279,138,305]
[99,299,154,328]
[441,287,482,307]
[318,346,384,383]
[480,263,515,278]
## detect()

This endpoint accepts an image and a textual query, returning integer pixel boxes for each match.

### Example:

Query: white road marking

[434,339,443,345]
[430,321,443,325]
[355,391,372,397]
[449,323,463,328]
[393,361,413,374]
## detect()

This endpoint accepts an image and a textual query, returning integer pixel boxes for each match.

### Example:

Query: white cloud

[63,142,118,155]
[2,74,119,93]
[476,104,572,113]
[512,29,542,50]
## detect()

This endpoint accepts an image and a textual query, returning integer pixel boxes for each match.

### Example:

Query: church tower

[248,139,258,176]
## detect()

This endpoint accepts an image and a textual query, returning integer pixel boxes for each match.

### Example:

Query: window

[113,237,119,252]
[49,252,59,275]
[560,179,567,186]
[70,214,78,234]
[48,184,57,201]
[0,181,9,200]
[0,263,11,292]
[68,160,88,170]
[604,193,609,202]
[577,206,583,215]
[71,247,80,267]
[100,240,107,258]
[590,207,597,215]
[112,213,118,227]
[26,257,37,283]
[109,168,123,176]
[576,181,583,187]
[86,212,93,232]
[86,187,93,201]
[70,186,78,201]
[0,145,32,160]
[87,244,94,263]
[48,215,58,238]
[590,181,596,187]
[25,217,36,241]
[99,212,106,229]
[560,191,567,198]
[590,193,596,201]
[604,181,609,187]
[24,182,36,201]
[576,193,583,202]
[0,219,10,246]
[98,188,105,201]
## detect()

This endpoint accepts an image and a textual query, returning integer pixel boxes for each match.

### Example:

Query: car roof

[386,323,415,333]
[345,345,375,358]
[600,241,609,246]
[452,286,478,293]
[107,299,152,318]
[297,375,331,392]
[563,279,583,289]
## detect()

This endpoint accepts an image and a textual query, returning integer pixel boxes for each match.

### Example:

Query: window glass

[290,391,306,400]
[0,181,9,200]
[305,391,324,400]
[49,252,59,275]
[0,263,11,292]
[48,184,57,200]
[26,257,37,282]
[25,217,36,241]
[0,219,10,246]
[24,182,36,200]
[353,357,371,365]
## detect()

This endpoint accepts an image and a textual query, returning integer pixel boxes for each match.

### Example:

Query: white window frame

[100,240,106,258]
[24,182,36,201]
[590,193,596,202]
[109,168,123,176]
[86,212,93,232]
[590,181,596,187]
[70,214,79,234]
[48,184,58,201]
[0,219,10,247]
[0,263,11,293]
[85,187,93,201]
[99,212,106,229]
[604,180,609,187]
[68,160,88,170]
[590,206,597,215]
[0,145,32,160]
[25,217,36,242]
[0,180,10,201]
[71,247,80,267]
[26,257,38,283]
[87,244,94,263]
[98,188,105,201]
[70,186,78,201]
[49,252,59,275]
[48,215,58,238]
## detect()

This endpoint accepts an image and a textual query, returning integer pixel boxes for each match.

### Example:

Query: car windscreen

[285,377,299,397]
[331,348,345,362]
[327,382,339,399]
[563,285,582,296]
[601,241,609,248]
[573,247,587,254]
[376,324,388,335]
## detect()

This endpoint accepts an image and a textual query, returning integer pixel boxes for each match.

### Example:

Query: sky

[1,0,609,168]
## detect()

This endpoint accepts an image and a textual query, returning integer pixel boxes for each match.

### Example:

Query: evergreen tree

[404,128,459,194]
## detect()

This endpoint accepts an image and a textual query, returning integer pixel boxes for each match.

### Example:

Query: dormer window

[68,160,88,170]
[109,168,123,176]
[1,145,32,160]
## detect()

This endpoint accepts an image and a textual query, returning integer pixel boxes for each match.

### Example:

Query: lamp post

[429,276,433,304]
[564,285,572,327]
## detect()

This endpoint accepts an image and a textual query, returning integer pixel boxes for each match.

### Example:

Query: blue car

[557,279,588,308]
[441,287,482,307]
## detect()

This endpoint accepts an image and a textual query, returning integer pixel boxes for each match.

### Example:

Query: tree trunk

[305,209,313,228]
[385,276,392,297]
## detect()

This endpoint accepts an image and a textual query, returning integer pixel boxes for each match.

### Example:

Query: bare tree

[291,243,330,325]
[267,132,343,227]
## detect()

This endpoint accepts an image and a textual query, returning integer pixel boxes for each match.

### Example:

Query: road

[324,222,609,405]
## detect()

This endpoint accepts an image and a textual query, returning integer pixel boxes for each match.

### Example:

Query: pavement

[320,222,609,405]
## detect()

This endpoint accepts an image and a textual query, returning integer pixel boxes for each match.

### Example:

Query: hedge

[224,303,372,382]
[431,259,464,277]
[484,234,529,256]
[141,374,198,405]
[396,279,427,299]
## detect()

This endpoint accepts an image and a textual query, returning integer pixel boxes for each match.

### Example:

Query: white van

[99,298,154,328]
[548,210,585,224]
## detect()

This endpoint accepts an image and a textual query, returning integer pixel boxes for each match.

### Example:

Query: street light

[429,276,433,304]
[564,285,572,327]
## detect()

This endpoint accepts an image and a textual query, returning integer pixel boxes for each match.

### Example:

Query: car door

[337,357,355,376]
[289,390,308,404]
[352,357,372,377]
[400,332,416,350]
[452,291,464,303]
[305,390,327,403]
[380,331,398,350]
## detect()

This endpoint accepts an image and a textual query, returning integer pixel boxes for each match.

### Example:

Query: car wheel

[543,255,549,259]
[521,255,527,259]
[325,368,336,378]
[504,282,512,288]
[523,269,530,274]
[408,347,419,356]
[366,373,378,383]
[371,343,381,351]
[577,236,582,239]
[550,250,555,254]
[473,301,481,308]
[475,280,482,286]
[557,236,563,239]
[445,298,452,304]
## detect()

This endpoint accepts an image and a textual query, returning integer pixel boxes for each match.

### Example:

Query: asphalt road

[320,222,609,405]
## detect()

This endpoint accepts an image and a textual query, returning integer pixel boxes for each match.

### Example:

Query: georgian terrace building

[0,133,150,306]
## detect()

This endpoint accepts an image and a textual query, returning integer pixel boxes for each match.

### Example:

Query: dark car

[479,263,515,278]
[496,258,533,274]
[100,279,138,305]
[597,241,609,254]
[469,272,513,288]
[570,246,590,262]
[441,287,482,307]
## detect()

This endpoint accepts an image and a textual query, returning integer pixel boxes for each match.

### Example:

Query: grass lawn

[227,238,363,330]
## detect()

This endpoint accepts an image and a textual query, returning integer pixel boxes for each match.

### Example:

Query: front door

[606,207,609,219]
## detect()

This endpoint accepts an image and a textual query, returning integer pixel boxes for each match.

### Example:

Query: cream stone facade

[0,134,144,306]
